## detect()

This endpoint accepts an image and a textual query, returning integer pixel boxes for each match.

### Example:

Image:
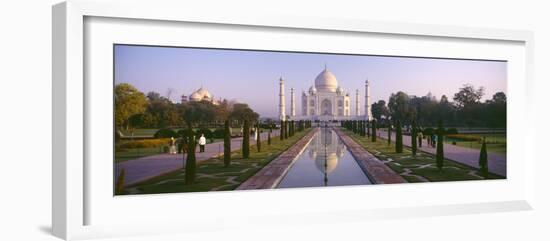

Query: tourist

[418,131,423,147]
[169,137,177,154]
[432,134,437,147]
[198,134,206,153]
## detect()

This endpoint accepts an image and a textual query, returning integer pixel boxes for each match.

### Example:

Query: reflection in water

[277,127,372,188]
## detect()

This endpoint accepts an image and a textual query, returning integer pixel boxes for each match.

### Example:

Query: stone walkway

[333,129,407,184]
[377,130,506,177]
[115,130,279,187]
[236,128,318,190]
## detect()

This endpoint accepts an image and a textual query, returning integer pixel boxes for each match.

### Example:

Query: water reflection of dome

[315,153,338,173]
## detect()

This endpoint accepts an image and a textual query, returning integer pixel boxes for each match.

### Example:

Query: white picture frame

[52,0,535,240]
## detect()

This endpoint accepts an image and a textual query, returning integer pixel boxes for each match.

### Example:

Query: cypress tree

[387,123,392,145]
[267,127,272,145]
[223,119,231,167]
[436,120,444,171]
[411,120,417,157]
[479,137,488,178]
[280,120,284,141]
[115,169,125,195]
[242,119,250,158]
[371,119,377,142]
[367,120,370,137]
[185,125,197,184]
[284,120,289,139]
[396,120,403,153]
[256,124,261,152]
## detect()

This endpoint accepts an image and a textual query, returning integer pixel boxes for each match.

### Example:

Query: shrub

[423,127,434,136]
[197,128,213,140]
[446,128,459,135]
[446,134,481,142]
[154,128,177,138]
[116,138,170,150]
[213,128,225,139]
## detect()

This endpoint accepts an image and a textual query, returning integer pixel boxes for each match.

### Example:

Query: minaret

[279,77,286,121]
[364,79,372,120]
[355,89,360,116]
[290,87,295,118]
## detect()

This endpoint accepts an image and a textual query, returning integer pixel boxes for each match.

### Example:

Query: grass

[123,129,312,194]
[342,129,504,183]
[445,133,506,154]
[115,147,164,163]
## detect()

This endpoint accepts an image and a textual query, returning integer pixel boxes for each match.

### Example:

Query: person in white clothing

[198,134,206,153]
[169,137,177,154]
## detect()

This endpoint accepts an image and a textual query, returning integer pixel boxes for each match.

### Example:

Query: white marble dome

[314,67,338,92]
[189,87,212,101]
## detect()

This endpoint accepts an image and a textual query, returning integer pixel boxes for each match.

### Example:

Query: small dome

[314,67,338,92]
[189,92,202,101]
[336,86,344,95]
[309,86,317,95]
[196,87,212,99]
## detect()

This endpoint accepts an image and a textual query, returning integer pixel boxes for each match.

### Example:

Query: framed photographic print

[53,0,535,240]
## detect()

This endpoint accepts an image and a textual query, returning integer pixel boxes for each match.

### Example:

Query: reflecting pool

[277,127,372,188]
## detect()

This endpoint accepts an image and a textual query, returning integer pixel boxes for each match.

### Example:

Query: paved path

[334,129,407,184]
[236,128,318,190]
[115,130,280,187]
[377,130,506,177]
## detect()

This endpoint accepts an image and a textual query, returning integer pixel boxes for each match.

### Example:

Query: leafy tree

[436,120,445,171]
[223,120,231,167]
[479,137,488,178]
[411,120,418,156]
[371,100,389,121]
[115,83,147,129]
[388,91,413,123]
[395,120,403,153]
[453,84,485,109]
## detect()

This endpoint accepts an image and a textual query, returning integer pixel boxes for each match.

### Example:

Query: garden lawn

[125,128,312,194]
[342,129,504,183]
[445,133,506,154]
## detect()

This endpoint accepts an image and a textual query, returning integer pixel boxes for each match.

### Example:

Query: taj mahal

[278,66,372,121]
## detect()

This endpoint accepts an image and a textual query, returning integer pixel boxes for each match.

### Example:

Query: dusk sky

[114,45,507,118]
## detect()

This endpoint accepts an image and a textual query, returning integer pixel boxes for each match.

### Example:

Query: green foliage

[395,120,403,153]
[115,169,125,195]
[197,127,213,140]
[479,137,488,178]
[267,128,272,145]
[280,120,284,141]
[223,120,231,167]
[212,128,225,139]
[371,120,377,142]
[154,128,177,138]
[116,138,170,150]
[242,120,250,158]
[436,120,444,171]
[115,83,148,129]
[256,124,262,152]
[446,127,459,135]
[387,124,392,145]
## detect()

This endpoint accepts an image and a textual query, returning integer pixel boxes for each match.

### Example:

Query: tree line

[370,84,506,128]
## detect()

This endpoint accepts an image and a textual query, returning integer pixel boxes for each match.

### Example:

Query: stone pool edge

[236,128,320,190]
[333,128,407,184]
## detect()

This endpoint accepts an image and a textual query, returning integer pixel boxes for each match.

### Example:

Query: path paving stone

[115,130,279,187]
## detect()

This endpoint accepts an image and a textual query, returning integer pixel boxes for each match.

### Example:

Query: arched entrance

[321,99,332,116]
